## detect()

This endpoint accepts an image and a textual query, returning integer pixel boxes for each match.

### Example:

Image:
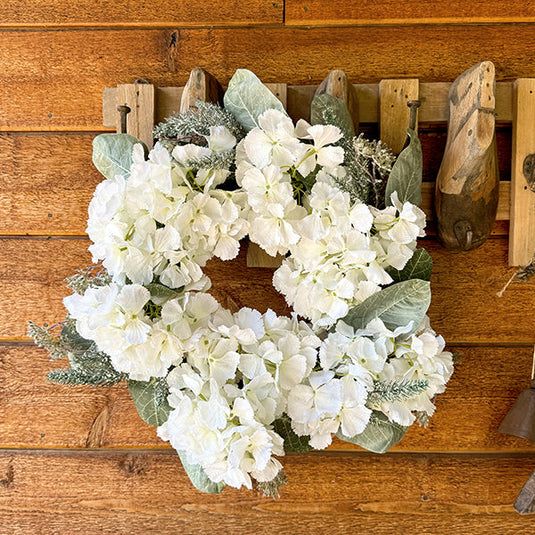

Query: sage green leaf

[60,324,93,351]
[386,249,433,283]
[177,450,226,494]
[223,69,287,132]
[92,133,147,180]
[311,93,355,140]
[342,279,431,333]
[336,411,407,454]
[273,414,313,453]
[127,378,171,427]
[385,128,422,206]
[145,283,181,301]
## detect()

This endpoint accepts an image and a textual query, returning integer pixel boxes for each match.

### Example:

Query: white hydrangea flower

[294,120,344,176]
[242,109,303,169]
[287,370,342,449]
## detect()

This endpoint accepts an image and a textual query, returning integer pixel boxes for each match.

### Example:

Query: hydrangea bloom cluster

[47,91,453,494]
[87,126,249,290]
[158,308,320,489]
[237,110,426,328]
[290,316,453,449]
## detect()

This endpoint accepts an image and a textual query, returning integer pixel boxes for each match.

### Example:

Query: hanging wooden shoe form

[435,61,499,251]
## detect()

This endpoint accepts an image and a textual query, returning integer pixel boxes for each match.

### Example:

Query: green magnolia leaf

[273,414,313,453]
[145,283,181,301]
[336,411,408,454]
[92,133,147,180]
[385,128,423,206]
[177,450,226,494]
[342,279,431,333]
[127,378,171,427]
[386,249,433,283]
[311,93,355,140]
[223,69,287,132]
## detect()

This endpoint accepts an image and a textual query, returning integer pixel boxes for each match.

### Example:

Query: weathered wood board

[285,0,535,26]
[2,25,535,130]
[2,1,535,531]
[0,450,534,534]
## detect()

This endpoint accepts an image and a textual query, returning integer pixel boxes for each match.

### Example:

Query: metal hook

[407,99,421,131]
[117,104,131,134]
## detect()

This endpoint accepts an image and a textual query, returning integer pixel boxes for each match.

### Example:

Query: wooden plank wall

[1,1,535,533]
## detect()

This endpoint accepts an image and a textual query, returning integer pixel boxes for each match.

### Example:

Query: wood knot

[120,455,146,477]
[0,464,14,488]
[165,30,180,74]
[86,401,111,448]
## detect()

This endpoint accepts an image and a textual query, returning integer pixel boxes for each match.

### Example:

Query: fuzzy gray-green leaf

[223,69,286,132]
[385,128,422,206]
[145,283,181,301]
[60,324,93,351]
[342,279,431,333]
[127,378,171,427]
[311,94,355,140]
[92,133,147,180]
[336,411,407,453]
[386,249,433,283]
[273,414,313,453]
[177,450,226,494]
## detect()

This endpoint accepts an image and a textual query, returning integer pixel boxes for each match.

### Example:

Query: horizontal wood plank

[0,131,512,235]
[2,237,533,344]
[2,344,534,453]
[0,450,534,534]
[0,0,282,27]
[2,26,535,130]
[285,0,535,26]
[0,134,101,235]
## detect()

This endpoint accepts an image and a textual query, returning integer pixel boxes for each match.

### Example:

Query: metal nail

[117,104,131,134]
[407,99,421,131]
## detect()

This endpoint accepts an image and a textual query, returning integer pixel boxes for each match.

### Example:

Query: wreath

[30,69,453,497]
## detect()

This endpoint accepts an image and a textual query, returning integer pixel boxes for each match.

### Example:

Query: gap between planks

[0,447,534,459]
[2,19,535,30]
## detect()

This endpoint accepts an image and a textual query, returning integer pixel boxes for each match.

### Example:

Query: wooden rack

[102,74,533,267]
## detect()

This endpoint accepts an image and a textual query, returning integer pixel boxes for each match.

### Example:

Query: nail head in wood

[116,104,131,134]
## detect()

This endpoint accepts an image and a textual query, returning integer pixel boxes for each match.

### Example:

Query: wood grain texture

[0,131,512,236]
[0,134,102,235]
[116,83,155,148]
[3,26,535,130]
[379,78,419,154]
[3,237,535,344]
[179,67,224,112]
[0,450,534,535]
[315,69,359,132]
[509,79,535,266]
[0,0,283,27]
[2,344,535,452]
[285,0,535,26]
